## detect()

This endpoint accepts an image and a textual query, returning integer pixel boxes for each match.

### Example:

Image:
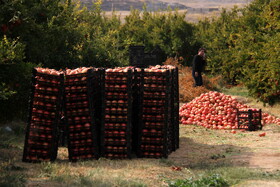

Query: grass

[0,131,280,186]
[222,86,280,118]
[167,174,230,187]
[221,85,250,97]
[167,167,280,187]
[35,160,157,186]
[1,122,280,186]
[0,159,27,187]
[208,167,280,185]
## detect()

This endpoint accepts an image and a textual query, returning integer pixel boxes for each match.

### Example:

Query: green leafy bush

[0,35,25,64]
[0,83,16,100]
[0,62,36,122]
[119,8,196,64]
[0,33,36,121]
[168,174,229,187]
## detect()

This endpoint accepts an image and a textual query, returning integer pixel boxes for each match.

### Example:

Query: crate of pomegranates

[100,67,133,159]
[237,109,262,131]
[135,66,174,159]
[64,67,100,161]
[22,68,64,162]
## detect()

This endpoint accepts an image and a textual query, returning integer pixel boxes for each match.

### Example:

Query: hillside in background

[80,0,251,11]
[80,0,252,22]
[81,0,189,11]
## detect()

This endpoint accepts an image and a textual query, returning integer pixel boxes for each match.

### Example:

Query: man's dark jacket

[192,55,206,73]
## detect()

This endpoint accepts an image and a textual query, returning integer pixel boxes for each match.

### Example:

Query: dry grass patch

[22,158,193,186]
[164,57,224,103]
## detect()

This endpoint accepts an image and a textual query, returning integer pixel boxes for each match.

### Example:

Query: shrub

[168,174,229,187]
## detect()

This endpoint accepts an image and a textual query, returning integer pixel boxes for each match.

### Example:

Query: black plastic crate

[131,68,143,153]
[22,69,64,163]
[237,109,262,131]
[167,68,178,151]
[129,46,145,67]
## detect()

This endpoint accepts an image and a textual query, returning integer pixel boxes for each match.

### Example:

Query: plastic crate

[173,68,180,150]
[237,109,262,131]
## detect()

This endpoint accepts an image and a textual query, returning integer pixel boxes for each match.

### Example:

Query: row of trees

[0,0,279,122]
[196,0,280,105]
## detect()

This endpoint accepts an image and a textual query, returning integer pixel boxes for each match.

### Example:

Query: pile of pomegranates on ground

[179,91,280,130]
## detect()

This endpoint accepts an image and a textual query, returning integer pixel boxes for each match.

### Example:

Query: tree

[195,0,280,104]
[119,8,196,64]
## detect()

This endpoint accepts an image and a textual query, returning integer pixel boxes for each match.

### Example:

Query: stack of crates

[22,69,64,162]
[174,67,179,150]
[136,68,172,158]
[131,68,142,153]
[64,68,100,161]
[100,68,133,159]
[157,66,179,152]
[168,66,180,150]
[237,109,262,131]
[23,65,180,162]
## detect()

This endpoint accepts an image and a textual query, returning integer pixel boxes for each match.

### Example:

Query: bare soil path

[231,124,280,186]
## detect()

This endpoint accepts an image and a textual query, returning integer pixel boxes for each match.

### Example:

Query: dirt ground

[168,119,280,186]
[230,129,280,172]
[231,124,280,186]
[172,94,280,186]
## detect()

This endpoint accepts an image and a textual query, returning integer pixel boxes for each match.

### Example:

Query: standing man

[192,47,206,87]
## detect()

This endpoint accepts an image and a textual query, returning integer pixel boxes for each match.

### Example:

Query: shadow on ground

[169,137,252,169]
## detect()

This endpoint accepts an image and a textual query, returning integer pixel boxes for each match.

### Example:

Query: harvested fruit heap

[23,65,179,162]
[23,68,64,162]
[179,91,280,130]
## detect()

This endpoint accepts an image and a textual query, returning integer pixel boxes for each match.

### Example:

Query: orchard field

[0,0,280,186]
[0,0,279,122]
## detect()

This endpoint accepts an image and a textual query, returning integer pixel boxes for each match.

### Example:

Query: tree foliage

[196,0,280,104]
[120,8,196,64]
[0,0,197,121]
